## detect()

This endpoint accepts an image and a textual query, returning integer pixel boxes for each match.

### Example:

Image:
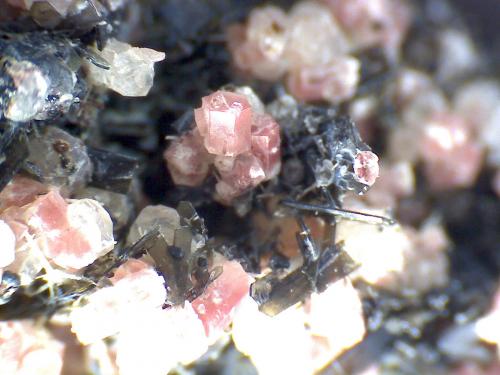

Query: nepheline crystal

[85,38,165,97]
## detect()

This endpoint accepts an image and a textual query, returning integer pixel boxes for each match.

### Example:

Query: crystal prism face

[251,113,281,178]
[215,153,266,203]
[164,130,212,187]
[85,38,165,97]
[194,91,252,156]
[353,150,380,187]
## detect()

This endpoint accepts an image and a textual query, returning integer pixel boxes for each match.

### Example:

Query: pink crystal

[286,57,360,104]
[215,153,266,204]
[251,113,282,178]
[3,191,114,270]
[323,0,411,60]
[0,176,48,213]
[164,129,212,187]
[227,6,289,81]
[192,257,252,340]
[194,91,252,156]
[419,113,484,190]
[353,151,380,187]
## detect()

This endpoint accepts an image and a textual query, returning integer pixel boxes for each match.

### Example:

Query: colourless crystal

[126,205,180,245]
[70,259,166,345]
[285,1,349,69]
[3,60,49,122]
[85,38,165,97]
[194,91,252,156]
[26,126,92,192]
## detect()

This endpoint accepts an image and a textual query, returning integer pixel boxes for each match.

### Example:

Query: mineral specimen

[25,126,92,193]
[166,89,281,203]
[85,38,165,97]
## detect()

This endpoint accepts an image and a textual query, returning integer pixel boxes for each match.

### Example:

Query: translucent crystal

[353,150,379,187]
[70,259,166,344]
[126,205,180,245]
[191,258,251,341]
[0,176,47,213]
[323,0,411,59]
[285,1,349,69]
[85,38,165,97]
[164,130,212,187]
[26,126,92,192]
[251,114,282,178]
[194,91,252,156]
[227,5,289,81]
[3,60,48,122]
[419,113,484,190]
[215,153,266,204]
[4,191,114,270]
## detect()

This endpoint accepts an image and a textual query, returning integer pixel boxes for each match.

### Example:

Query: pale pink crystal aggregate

[165,90,281,203]
[227,2,361,104]
[194,91,252,156]
[419,113,484,191]
[0,190,114,271]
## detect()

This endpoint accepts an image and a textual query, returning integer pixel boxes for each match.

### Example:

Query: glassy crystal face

[194,91,253,157]
[85,38,165,97]
[164,130,212,187]
[166,89,282,203]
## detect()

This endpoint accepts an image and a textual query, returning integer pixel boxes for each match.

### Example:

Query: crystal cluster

[165,89,281,203]
[227,0,411,103]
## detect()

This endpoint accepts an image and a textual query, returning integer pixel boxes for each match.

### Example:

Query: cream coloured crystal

[85,38,165,97]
